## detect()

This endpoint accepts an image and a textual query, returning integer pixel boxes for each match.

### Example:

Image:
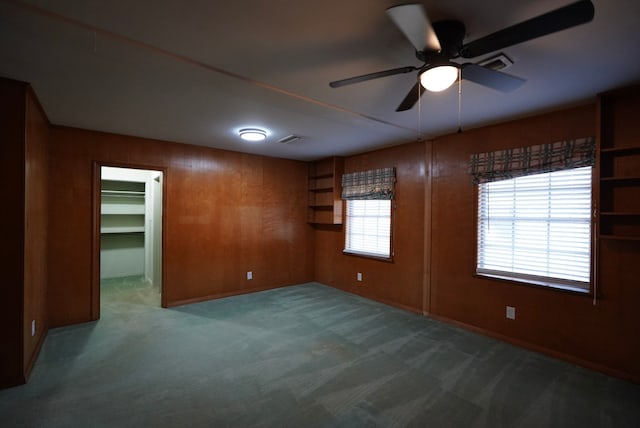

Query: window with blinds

[344,199,392,258]
[477,166,592,291]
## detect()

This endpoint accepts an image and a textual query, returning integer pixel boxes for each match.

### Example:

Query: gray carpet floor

[1,281,639,427]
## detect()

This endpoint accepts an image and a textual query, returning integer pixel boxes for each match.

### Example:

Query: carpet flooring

[1,281,639,427]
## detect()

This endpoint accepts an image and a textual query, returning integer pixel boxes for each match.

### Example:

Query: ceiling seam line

[8,0,423,136]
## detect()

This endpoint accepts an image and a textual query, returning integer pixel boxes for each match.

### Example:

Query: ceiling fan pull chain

[457,68,463,133]
[418,82,422,140]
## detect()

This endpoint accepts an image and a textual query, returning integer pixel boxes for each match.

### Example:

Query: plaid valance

[342,167,396,200]
[469,137,595,184]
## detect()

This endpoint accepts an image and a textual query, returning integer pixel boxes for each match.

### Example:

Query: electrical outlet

[31,320,35,337]
[357,272,362,282]
[506,306,516,320]
[247,271,253,280]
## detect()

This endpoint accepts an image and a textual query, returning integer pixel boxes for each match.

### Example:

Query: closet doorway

[94,165,164,317]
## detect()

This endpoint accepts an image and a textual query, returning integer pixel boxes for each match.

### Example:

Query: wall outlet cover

[506,306,516,320]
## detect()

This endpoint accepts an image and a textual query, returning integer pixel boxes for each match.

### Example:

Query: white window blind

[345,199,391,258]
[477,166,592,290]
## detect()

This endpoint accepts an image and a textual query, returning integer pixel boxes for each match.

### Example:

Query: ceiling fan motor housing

[416,20,466,62]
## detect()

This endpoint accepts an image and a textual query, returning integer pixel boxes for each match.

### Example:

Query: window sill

[474,273,590,295]
[343,250,393,263]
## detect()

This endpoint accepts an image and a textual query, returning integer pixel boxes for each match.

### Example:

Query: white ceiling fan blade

[386,4,441,53]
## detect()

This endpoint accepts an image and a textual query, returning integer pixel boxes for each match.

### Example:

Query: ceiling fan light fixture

[239,128,267,142]
[420,64,458,92]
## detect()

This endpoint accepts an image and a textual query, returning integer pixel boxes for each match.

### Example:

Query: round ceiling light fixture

[239,128,267,142]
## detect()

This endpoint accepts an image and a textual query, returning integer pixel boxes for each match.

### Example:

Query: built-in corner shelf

[599,235,640,242]
[600,176,640,184]
[307,157,344,225]
[600,146,640,155]
[597,87,640,242]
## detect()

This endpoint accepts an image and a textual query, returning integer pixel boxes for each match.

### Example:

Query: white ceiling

[1,0,639,161]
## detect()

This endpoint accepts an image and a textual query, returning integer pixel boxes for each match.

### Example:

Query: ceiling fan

[329,0,595,112]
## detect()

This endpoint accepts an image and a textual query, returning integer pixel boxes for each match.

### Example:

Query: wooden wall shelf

[307,157,344,225]
[597,88,640,241]
[600,146,640,155]
[600,235,640,242]
[600,176,640,183]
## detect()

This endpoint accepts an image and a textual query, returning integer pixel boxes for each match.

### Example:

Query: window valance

[341,167,396,200]
[469,137,595,184]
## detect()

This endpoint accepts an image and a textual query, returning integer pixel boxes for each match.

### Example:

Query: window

[477,166,592,291]
[344,199,392,259]
[341,167,395,259]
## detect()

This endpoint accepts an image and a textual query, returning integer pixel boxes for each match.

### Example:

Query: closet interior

[100,166,163,292]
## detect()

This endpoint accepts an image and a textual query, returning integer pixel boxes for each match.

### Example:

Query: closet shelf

[101,190,145,197]
[101,226,145,234]
[101,205,145,215]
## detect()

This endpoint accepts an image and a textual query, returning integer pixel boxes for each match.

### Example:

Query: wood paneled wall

[47,127,314,327]
[0,79,49,388]
[315,102,639,382]
[429,103,638,382]
[314,142,426,313]
[23,87,49,376]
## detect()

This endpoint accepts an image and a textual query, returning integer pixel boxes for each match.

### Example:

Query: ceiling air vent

[478,53,514,71]
[278,135,301,144]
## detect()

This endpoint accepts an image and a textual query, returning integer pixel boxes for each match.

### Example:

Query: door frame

[91,161,168,320]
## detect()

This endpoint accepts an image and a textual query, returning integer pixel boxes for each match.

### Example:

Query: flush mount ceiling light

[239,128,267,142]
[419,63,459,92]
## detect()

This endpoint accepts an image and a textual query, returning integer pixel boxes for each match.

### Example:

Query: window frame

[343,199,394,262]
[473,166,595,295]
